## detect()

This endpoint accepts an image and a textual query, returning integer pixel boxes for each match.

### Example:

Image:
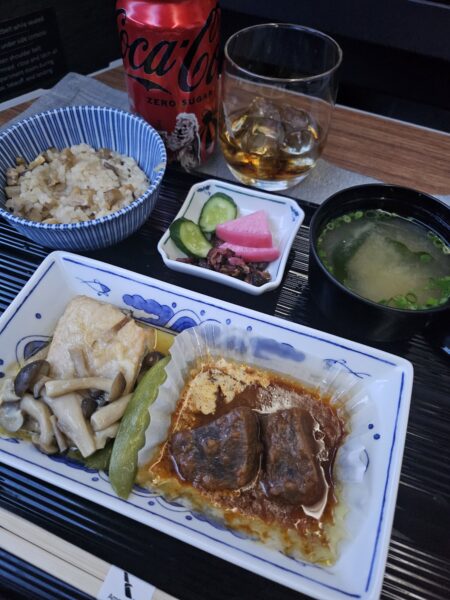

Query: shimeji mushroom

[0,377,20,405]
[0,402,24,432]
[94,423,120,450]
[41,391,96,458]
[81,396,98,420]
[141,351,165,372]
[20,394,57,454]
[90,394,132,432]
[44,372,126,402]
[49,415,68,453]
[33,375,51,399]
[14,360,50,397]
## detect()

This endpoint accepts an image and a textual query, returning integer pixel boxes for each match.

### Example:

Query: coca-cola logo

[116,5,220,95]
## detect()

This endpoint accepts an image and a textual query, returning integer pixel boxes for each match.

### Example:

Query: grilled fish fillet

[47,296,155,393]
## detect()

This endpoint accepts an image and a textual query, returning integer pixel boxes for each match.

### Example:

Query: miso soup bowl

[308,184,450,342]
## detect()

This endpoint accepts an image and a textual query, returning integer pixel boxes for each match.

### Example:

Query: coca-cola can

[116,0,220,169]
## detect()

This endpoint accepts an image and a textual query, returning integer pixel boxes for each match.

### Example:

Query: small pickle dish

[158,179,304,295]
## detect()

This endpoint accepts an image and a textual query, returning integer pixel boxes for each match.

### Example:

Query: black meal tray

[1,168,449,600]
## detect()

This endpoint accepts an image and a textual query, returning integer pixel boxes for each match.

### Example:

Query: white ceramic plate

[0,251,413,600]
[157,179,305,295]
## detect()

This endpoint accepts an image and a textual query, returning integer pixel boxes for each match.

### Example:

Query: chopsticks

[0,507,177,599]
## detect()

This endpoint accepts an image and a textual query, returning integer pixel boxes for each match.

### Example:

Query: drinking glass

[219,24,342,191]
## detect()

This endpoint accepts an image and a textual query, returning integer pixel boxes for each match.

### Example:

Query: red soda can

[116,0,220,169]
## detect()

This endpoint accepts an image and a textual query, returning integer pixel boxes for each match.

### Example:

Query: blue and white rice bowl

[0,105,166,250]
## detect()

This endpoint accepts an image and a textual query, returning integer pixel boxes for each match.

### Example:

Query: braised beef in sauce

[170,406,261,491]
[149,361,346,555]
[260,408,326,506]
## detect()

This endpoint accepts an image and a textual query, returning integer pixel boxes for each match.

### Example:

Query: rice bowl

[0,105,166,251]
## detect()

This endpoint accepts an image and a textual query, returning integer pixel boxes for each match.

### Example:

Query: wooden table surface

[1,66,449,196]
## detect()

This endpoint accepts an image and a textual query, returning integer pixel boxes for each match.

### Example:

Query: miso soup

[316,209,450,310]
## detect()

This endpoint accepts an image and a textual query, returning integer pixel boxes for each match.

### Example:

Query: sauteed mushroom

[0,377,20,405]
[81,396,98,420]
[22,415,40,434]
[0,402,24,432]
[44,372,126,402]
[14,360,50,397]
[94,423,120,450]
[94,315,132,345]
[42,391,96,458]
[90,394,132,432]
[33,375,51,399]
[141,351,164,371]
[20,394,57,454]
[50,415,68,453]
[4,296,156,462]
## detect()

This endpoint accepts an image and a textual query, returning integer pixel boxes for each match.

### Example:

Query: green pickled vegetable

[198,192,237,233]
[85,441,114,471]
[109,356,171,498]
[170,218,212,258]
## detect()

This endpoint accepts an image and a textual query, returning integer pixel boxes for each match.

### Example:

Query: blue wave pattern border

[0,106,166,250]
[123,293,198,331]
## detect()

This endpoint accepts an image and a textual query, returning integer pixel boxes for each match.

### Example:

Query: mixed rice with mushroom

[4,144,149,224]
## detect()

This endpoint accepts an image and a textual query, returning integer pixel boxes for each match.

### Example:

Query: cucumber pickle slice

[170,218,212,258]
[198,192,237,233]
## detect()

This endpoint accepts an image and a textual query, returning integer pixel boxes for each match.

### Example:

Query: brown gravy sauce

[148,360,347,550]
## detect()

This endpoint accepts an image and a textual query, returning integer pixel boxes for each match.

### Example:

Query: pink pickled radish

[216,210,273,247]
[220,243,280,262]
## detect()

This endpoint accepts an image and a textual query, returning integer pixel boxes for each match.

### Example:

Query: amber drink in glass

[220,24,342,191]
